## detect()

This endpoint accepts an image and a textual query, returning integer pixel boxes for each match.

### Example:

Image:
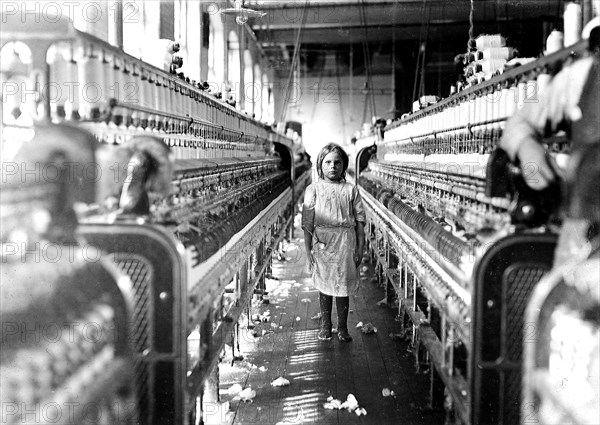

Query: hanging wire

[495,0,503,33]
[361,90,369,124]
[359,0,376,118]
[419,3,431,100]
[468,0,476,51]
[412,0,431,103]
[335,53,347,143]
[279,0,308,125]
[309,55,326,123]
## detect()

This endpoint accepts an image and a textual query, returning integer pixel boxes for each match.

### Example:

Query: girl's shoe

[318,329,333,340]
[338,328,353,342]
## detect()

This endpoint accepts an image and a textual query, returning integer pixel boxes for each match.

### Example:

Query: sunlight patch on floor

[287,351,325,365]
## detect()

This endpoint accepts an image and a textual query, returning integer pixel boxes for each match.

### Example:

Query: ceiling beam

[251,1,557,45]
[255,16,554,45]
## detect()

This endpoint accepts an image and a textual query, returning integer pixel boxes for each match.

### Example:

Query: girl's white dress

[301,180,366,296]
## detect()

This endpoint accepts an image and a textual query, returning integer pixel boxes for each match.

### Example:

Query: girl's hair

[316,143,349,180]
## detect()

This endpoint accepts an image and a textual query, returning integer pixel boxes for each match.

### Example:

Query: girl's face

[322,151,344,182]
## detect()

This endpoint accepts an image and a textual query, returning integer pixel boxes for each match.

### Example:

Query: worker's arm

[500,58,595,190]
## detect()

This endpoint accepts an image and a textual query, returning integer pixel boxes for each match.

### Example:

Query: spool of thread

[481,58,507,74]
[536,73,552,96]
[564,2,583,47]
[546,30,564,54]
[482,47,515,60]
[517,80,527,110]
[475,34,506,50]
[499,86,509,119]
[525,80,539,104]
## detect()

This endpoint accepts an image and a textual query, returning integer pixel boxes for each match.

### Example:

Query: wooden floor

[211,225,445,425]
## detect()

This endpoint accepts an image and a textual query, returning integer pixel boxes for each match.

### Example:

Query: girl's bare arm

[304,229,314,268]
[355,222,365,267]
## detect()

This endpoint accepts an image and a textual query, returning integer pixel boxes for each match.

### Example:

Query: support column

[239,262,248,293]
[201,309,218,423]
[108,0,123,49]
[238,25,245,110]
[256,239,266,297]
[389,33,401,119]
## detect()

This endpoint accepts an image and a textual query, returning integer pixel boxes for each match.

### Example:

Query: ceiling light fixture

[220,0,266,25]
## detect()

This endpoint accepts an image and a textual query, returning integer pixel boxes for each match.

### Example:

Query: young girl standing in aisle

[302,143,366,342]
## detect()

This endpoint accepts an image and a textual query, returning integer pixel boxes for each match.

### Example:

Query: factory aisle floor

[212,223,445,425]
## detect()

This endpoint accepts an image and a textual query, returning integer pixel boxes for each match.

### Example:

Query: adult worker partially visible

[500,23,600,265]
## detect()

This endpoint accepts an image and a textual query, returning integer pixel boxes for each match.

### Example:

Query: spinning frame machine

[352,38,599,425]
[0,14,311,424]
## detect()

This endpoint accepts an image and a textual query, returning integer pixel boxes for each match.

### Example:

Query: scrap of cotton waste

[324,394,365,414]
[311,312,322,320]
[355,321,364,328]
[237,387,256,402]
[227,384,243,396]
[300,298,311,303]
[343,394,359,411]
[360,323,377,334]
[296,316,301,321]
[323,396,343,410]
[381,388,396,397]
[259,366,267,372]
[355,407,367,416]
[271,377,290,387]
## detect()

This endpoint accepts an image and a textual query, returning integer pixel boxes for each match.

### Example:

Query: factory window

[208,13,225,87]
[123,0,160,61]
[227,30,241,105]
[71,1,109,42]
[262,73,273,123]
[244,50,254,113]
[253,64,262,120]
